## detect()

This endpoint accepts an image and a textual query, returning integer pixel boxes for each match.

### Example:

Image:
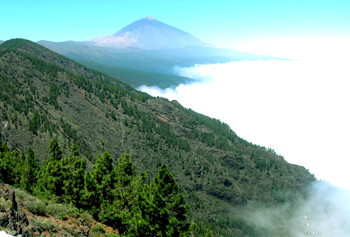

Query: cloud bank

[138,58,350,190]
[233,182,350,236]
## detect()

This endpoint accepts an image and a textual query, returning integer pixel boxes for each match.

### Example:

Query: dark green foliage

[36,139,65,197]
[61,143,86,207]
[75,59,195,89]
[85,151,115,216]
[49,138,63,161]
[20,148,40,193]
[98,153,141,232]
[132,164,196,236]
[0,38,29,50]
[49,82,60,109]
[0,147,25,186]
[29,111,41,134]
[0,140,194,236]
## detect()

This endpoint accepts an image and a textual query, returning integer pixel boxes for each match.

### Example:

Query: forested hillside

[0,139,194,236]
[0,39,315,236]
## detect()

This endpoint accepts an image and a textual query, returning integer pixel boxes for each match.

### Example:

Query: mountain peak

[90,17,212,50]
[145,15,155,20]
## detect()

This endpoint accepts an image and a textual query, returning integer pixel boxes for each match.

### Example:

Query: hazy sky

[2,1,350,188]
[2,0,349,53]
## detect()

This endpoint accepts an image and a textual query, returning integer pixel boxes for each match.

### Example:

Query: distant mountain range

[37,16,283,88]
[90,16,212,49]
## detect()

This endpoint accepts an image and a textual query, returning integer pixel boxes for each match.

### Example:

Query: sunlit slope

[0,39,314,236]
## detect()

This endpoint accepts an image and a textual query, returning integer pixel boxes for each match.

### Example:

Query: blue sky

[2,0,349,53]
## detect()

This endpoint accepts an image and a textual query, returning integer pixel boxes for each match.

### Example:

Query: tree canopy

[0,139,195,236]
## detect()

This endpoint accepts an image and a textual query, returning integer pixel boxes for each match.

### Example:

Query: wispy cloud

[138,58,350,189]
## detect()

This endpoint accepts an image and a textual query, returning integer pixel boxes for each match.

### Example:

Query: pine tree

[82,151,114,218]
[0,146,25,186]
[20,148,40,193]
[93,151,114,201]
[133,164,196,236]
[81,170,98,212]
[98,153,146,233]
[61,143,86,207]
[36,139,64,197]
[49,138,63,161]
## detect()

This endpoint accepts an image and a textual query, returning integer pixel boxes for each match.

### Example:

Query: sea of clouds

[138,58,350,190]
[138,54,350,236]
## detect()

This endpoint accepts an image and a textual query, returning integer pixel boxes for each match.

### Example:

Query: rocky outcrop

[0,184,31,236]
[0,183,118,237]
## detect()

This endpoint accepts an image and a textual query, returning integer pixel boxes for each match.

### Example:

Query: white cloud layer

[138,56,350,190]
[233,181,350,236]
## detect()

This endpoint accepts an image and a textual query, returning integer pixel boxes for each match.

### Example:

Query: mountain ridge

[38,40,282,84]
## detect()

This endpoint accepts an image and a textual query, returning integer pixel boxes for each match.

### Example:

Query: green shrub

[67,206,80,218]
[91,224,105,233]
[80,212,93,226]
[0,202,5,212]
[47,203,69,220]
[59,212,68,220]
[106,232,120,237]
[30,219,57,232]
[4,200,11,211]
[15,190,30,201]
[26,201,47,216]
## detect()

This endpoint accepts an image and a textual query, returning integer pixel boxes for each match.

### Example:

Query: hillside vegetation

[0,39,315,236]
[0,139,194,236]
[76,59,194,89]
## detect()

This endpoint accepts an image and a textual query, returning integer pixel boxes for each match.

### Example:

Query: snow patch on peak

[145,16,155,20]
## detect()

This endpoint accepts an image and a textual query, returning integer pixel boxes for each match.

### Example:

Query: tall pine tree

[98,153,147,233]
[61,143,86,207]
[131,164,196,236]
[20,148,40,193]
[36,139,65,198]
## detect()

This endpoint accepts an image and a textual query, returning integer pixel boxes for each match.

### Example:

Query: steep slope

[90,16,212,49]
[0,39,315,235]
